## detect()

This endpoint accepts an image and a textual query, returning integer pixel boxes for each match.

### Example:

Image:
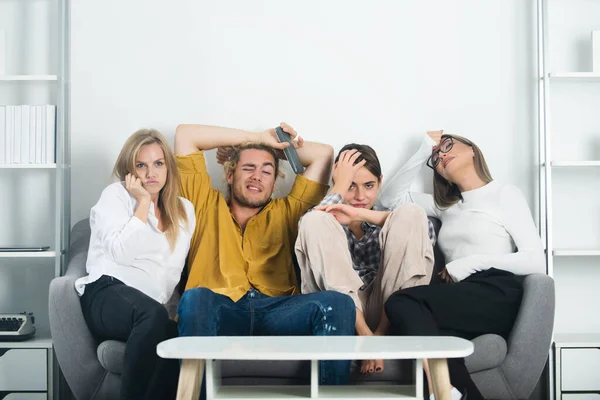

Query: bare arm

[315,203,390,227]
[174,124,257,156]
[175,122,333,185]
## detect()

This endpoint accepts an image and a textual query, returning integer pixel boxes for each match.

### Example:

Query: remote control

[275,127,305,175]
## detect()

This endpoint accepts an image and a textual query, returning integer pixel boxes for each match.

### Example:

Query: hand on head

[332,149,366,189]
[427,130,444,148]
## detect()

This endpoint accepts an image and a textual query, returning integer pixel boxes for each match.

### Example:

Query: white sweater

[376,135,545,282]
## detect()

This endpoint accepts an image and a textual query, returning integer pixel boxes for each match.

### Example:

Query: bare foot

[360,359,385,375]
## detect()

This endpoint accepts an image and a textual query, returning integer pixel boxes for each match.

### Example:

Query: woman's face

[135,143,168,197]
[434,137,474,181]
[342,166,381,210]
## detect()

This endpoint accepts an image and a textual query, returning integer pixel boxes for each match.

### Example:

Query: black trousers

[80,275,179,400]
[384,268,524,400]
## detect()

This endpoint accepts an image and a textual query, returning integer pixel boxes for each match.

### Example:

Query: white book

[35,105,43,164]
[21,105,31,164]
[46,105,56,163]
[13,106,22,164]
[5,105,14,164]
[29,105,36,162]
[0,106,5,164]
[41,106,47,164]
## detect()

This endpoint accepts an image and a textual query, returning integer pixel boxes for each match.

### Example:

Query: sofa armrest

[501,273,555,398]
[49,273,105,400]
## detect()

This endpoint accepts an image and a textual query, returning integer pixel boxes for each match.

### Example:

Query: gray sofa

[49,219,555,399]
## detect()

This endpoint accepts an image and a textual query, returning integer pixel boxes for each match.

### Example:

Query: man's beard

[231,185,271,209]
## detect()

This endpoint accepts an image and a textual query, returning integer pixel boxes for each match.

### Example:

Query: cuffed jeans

[177,287,355,385]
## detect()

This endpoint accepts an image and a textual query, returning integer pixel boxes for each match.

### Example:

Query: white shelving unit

[0,164,57,169]
[0,0,69,398]
[0,251,57,258]
[538,0,600,399]
[0,75,58,81]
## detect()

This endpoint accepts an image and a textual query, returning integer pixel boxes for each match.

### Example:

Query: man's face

[227,149,277,209]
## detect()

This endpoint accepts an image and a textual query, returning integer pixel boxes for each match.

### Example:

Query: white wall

[69,0,600,337]
[70,0,538,223]
[68,1,600,336]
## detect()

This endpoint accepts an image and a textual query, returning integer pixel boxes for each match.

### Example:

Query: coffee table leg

[415,358,424,400]
[176,359,205,400]
[429,358,451,400]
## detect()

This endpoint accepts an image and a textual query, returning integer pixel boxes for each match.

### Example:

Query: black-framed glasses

[426,135,472,169]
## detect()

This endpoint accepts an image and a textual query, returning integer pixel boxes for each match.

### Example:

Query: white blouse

[75,182,196,304]
[376,134,545,282]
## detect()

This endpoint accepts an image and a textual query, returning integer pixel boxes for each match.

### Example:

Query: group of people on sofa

[73,122,545,400]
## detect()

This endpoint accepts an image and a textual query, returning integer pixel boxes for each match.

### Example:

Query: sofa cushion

[97,340,126,374]
[465,334,507,373]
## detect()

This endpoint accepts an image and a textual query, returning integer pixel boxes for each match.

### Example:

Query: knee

[317,291,356,333]
[178,287,216,319]
[299,210,337,233]
[384,291,417,324]
[141,302,170,332]
[388,204,427,227]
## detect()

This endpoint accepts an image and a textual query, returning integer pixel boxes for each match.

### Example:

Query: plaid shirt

[316,193,437,288]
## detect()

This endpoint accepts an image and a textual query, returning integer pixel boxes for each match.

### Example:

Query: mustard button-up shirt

[177,151,328,301]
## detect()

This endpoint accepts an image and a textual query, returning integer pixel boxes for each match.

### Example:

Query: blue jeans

[178,287,355,385]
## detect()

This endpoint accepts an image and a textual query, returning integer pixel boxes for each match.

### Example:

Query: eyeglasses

[426,136,472,169]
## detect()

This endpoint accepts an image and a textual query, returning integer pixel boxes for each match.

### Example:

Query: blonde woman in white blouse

[75,129,196,400]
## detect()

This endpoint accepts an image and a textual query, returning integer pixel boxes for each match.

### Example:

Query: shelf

[213,384,415,400]
[548,72,600,81]
[0,164,57,169]
[554,333,600,348]
[0,75,58,81]
[0,332,52,349]
[551,161,600,167]
[0,251,56,258]
[553,249,600,257]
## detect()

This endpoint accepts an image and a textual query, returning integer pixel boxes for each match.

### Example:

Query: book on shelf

[0,105,56,165]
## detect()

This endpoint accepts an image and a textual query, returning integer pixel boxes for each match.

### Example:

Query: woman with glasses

[376,131,545,400]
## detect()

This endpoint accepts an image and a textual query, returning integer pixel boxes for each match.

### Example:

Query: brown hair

[112,129,189,251]
[433,134,493,208]
[223,143,283,196]
[335,143,382,182]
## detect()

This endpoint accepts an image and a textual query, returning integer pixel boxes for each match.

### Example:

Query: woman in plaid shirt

[295,143,437,375]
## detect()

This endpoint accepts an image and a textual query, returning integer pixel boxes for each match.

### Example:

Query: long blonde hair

[112,129,188,251]
[433,134,493,208]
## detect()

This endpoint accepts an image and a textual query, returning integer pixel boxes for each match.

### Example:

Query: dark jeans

[80,275,179,400]
[177,287,355,385]
[385,268,524,400]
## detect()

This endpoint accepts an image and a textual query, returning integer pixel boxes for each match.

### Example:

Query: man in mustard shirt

[175,122,355,384]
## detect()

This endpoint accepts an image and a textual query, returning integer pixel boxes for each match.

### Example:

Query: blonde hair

[433,134,493,209]
[112,129,188,251]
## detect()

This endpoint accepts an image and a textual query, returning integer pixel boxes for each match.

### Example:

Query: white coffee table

[157,335,473,400]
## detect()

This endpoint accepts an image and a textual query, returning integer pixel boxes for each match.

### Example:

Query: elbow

[319,144,334,164]
[175,124,191,144]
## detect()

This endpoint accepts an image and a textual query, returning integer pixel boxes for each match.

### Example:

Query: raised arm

[376,132,440,217]
[446,185,546,282]
[175,122,333,185]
